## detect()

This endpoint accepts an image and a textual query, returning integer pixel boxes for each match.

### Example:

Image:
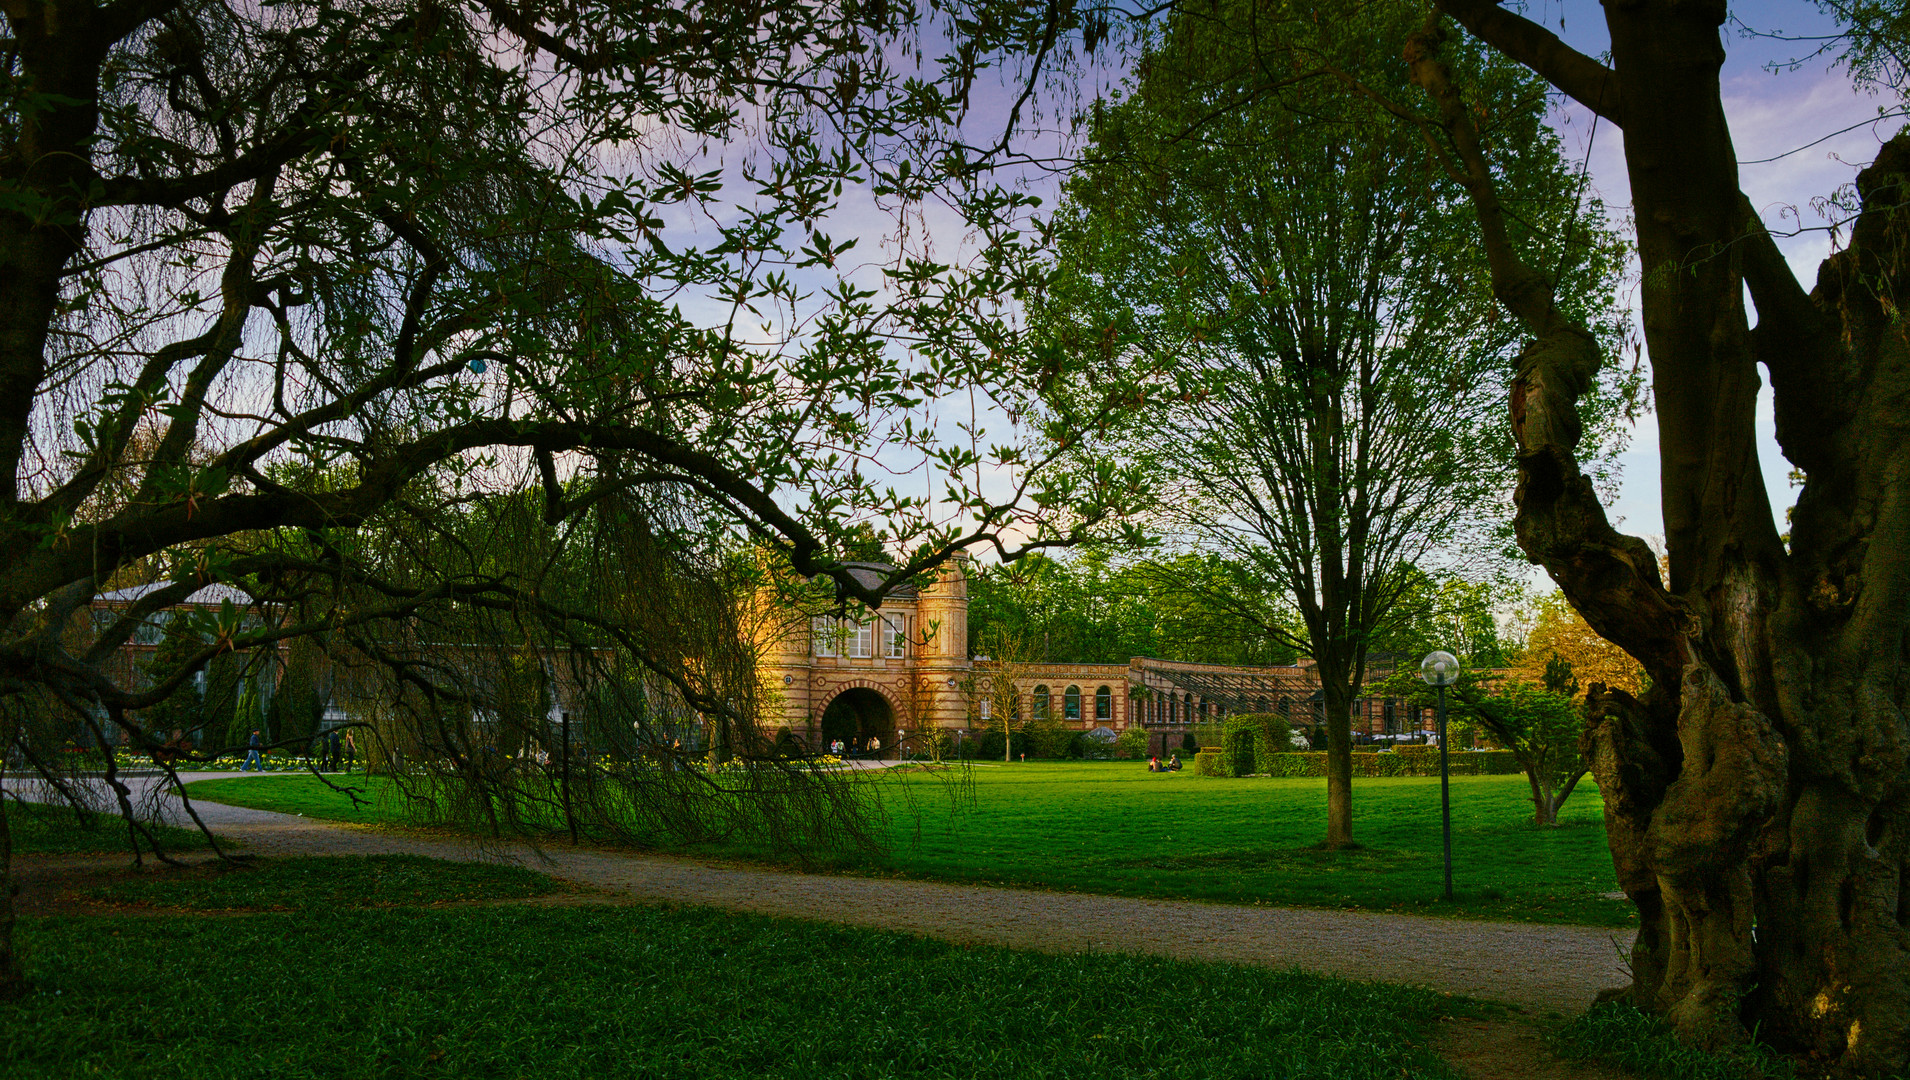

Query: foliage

[6,902,1465,1080]
[967,550,1304,666]
[1376,669,1587,827]
[1511,594,1645,698]
[86,855,559,911]
[134,618,205,747]
[1112,725,1149,759]
[0,0,1163,998]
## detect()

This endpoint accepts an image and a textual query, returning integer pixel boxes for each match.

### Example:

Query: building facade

[755,558,1443,755]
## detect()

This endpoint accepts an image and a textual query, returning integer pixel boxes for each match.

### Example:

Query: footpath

[16,772,1632,1017]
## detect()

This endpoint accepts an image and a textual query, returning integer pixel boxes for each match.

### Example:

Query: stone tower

[911,551,971,732]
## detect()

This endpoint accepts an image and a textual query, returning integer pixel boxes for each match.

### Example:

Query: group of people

[308,727,356,772]
[236,727,357,772]
[1147,754,1182,773]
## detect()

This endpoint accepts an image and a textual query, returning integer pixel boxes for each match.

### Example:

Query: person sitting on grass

[1148,755,1161,772]
[1168,753,1181,772]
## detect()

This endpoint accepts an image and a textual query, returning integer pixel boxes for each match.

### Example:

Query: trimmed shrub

[1192,747,1223,776]
[1257,750,1522,777]
[1219,713,1295,776]
[1112,726,1150,760]
[1179,733,1198,755]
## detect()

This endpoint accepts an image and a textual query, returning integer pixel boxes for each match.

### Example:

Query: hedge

[1219,713,1294,778]
[1255,750,1524,778]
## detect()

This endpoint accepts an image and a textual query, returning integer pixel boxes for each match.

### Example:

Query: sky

[924,2,1904,560]
[658,3,1904,565]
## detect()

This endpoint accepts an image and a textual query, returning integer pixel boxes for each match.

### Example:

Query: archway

[818,687,895,757]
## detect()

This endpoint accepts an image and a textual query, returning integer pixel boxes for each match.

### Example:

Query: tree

[1381,0,1910,1067]
[970,629,1035,763]
[136,616,206,750]
[964,549,1297,666]
[1510,594,1644,700]
[1040,0,1625,847]
[0,0,1139,1000]
[1380,667,1585,827]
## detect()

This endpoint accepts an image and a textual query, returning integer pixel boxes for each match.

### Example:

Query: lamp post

[1420,650,1460,901]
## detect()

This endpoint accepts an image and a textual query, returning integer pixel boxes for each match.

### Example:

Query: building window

[883,614,906,658]
[1094,685,1112,720]
[979,699,992,720]
[812,616,839,658]
[1033,685,1050,719]
[1064,685,1081,721]
[850,619,873,658]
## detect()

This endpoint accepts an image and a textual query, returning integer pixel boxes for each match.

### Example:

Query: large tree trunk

[1414,5,1910,1070]
[0,781,22,1001]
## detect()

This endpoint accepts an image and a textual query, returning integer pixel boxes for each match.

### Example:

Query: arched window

[1256,696,1269,713]
[1095,685,1112,720]
[1032,685,1050,719]
[1064,685,1082,720]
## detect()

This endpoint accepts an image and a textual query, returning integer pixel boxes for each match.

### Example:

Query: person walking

[326,727,342,772]
[342,730,357,773]
[242,729,263,772]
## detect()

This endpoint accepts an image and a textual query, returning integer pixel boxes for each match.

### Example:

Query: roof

[839,562,918,599]
[95,582,260,607]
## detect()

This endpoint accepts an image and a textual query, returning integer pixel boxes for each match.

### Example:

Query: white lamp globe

[1420,650,1460,687]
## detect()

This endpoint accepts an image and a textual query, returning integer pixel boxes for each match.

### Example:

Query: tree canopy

[0,0,1143,1000]
[1036,0,1628,846]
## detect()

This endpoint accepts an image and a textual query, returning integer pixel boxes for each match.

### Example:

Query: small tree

[138,619,204,751]
[1379,671,1585,827]
[972,630,1034,763]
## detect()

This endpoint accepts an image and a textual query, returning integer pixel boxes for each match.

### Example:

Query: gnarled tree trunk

[1417,3,1910,1071]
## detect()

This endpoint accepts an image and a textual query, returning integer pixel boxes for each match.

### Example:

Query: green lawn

[7,798,214,856]
[7,878,1467,1079]
[184,762,1630,926]
[86,854,563,911]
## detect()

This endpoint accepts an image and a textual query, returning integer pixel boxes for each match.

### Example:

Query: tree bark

[1419,3,1910,1070]
[1315,659,1357,847]
[0,786,20,1001]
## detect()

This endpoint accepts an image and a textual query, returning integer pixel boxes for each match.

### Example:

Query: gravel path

[16,772,1634,1016]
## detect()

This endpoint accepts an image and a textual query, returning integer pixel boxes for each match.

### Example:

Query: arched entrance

[818,687,895,757]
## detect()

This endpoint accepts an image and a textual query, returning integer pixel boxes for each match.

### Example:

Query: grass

[1551,1001,1797,1080]
[6,798,214,856]
[184,762,1630,926]
[7,892,1469,1078]
[85,854,563,911]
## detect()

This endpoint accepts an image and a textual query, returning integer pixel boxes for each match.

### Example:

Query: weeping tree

[1361,0,1910,1069]
[0,0,1146,1001]
[1038,0,1629,846]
